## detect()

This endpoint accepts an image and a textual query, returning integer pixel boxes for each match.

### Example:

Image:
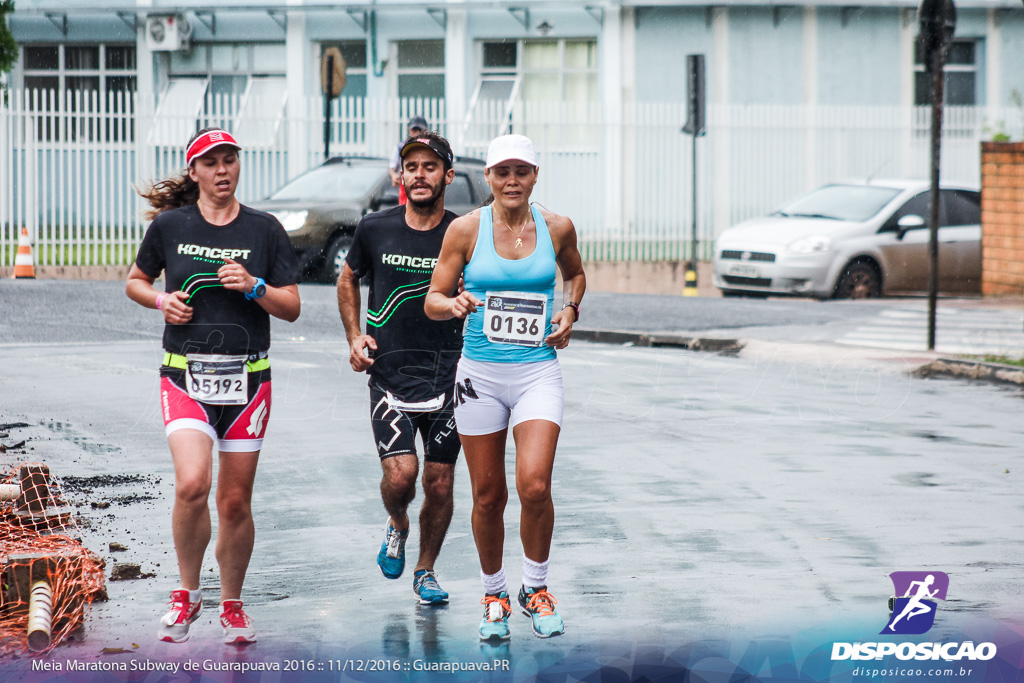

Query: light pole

[919,0,956,350]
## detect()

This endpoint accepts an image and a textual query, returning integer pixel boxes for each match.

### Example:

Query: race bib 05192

[185,354,248,405]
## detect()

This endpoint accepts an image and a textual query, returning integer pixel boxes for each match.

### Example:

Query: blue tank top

[463,204,557,363]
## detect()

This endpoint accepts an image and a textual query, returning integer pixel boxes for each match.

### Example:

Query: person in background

[389,115,429,206]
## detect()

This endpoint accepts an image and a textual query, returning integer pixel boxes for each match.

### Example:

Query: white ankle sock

[522,556,549,590]
[481,568,508,595]
[188,589,201,603]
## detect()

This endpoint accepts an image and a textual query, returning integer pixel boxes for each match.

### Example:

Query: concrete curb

[914,358,1024,386]
[0,266,130,280]
[577,331,1024,387]
[573,328,743,354]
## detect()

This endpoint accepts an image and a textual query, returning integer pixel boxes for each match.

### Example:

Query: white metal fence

[1,89,1019,267]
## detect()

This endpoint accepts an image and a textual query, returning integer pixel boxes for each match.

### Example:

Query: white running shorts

[454,357,564,436]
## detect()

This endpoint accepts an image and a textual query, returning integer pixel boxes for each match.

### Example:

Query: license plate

[727,264,760,278]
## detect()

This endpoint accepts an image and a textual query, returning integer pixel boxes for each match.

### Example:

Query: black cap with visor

[400,136,454,170]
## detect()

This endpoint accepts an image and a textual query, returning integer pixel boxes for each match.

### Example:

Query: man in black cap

[338,131,463,605]
[389,115,429,205]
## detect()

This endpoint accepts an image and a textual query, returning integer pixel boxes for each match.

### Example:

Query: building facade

[4,0,1024,270]
[10,1,1024,117]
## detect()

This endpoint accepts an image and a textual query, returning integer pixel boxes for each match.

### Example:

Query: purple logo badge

[881,571,949,635]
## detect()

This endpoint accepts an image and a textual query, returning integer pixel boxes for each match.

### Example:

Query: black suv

[250,156,489,282]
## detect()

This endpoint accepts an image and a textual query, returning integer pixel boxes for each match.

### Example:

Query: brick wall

[981,142,1024,295]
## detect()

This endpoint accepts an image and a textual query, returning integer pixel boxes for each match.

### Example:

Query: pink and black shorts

[159,367,272,453]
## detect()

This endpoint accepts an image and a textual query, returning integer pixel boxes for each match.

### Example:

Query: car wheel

[833,262,881,299]
[321,234,352,284]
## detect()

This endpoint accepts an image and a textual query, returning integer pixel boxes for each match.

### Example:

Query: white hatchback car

[712,180,982,299]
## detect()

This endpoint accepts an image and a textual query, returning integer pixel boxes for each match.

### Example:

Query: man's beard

[407,182,444,210]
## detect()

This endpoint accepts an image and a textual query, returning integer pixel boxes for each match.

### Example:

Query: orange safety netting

[0,463,106,657]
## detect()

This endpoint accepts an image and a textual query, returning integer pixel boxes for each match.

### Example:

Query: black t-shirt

[134,204,300,356]
[346,205,463,402]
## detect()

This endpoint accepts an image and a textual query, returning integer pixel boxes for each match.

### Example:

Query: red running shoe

[158,589,202,643]
[220,600,257,644]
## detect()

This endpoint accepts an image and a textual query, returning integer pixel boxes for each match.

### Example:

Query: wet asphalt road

[0,281,1022,679]
[0,280,893,347]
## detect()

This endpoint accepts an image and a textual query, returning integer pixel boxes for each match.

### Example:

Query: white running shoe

[220,600,257,645]
[158,589,202,643]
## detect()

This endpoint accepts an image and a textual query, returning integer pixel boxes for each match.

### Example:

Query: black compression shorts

[368,383,460,464]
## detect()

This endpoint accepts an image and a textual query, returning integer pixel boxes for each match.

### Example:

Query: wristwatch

[245,277,267,301]
[562,301,580,322]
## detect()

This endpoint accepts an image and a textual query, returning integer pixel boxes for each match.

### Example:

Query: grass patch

[960,354,1024,368]
[1,240,136,267]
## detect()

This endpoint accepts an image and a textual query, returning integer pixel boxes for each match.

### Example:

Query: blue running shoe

[518,585,564,638]
[377,521,408,579]
[479,592,512,642]
[413,569,449,605]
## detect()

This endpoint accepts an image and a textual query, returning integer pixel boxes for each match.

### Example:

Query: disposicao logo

[831,571,997,663]
[883,571,948,635]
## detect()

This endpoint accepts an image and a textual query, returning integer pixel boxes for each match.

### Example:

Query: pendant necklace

[503,214,530,248]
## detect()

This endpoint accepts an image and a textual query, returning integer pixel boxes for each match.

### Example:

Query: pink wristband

[155,293,165,310]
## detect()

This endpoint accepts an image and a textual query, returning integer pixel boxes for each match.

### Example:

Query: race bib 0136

[483,291,547,347]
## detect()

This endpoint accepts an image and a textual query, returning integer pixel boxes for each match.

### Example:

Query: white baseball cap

[485,134,538,170]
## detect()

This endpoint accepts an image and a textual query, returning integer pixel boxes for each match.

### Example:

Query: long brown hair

[136,127,218,220]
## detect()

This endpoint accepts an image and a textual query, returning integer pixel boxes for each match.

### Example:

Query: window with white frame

[478,39,598,104]
[168,43,286,109]
[150,79,209,147]
[396,40,445,100]
[467,39,598,144]
[21,44,136,103]
[914,39,977,105]
[20,44,136,141]
[159,43,286,146]
[19,43,135,142]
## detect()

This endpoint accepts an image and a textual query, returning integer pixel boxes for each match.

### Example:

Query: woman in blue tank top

[425,134,586,641]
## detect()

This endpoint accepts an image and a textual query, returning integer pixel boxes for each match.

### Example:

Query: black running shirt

[346,205,463,402]
[134,204,300,356]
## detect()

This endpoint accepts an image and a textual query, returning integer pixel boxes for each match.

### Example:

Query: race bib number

[185,354,248,405]
[483,291,547,347]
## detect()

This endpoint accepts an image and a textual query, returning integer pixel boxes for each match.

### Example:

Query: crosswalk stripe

[837,305,1024,354]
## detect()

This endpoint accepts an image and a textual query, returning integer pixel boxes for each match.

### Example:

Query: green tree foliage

[0,1,17,88]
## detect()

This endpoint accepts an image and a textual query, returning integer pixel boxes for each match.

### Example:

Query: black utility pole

[919,0,956,350]
[321,47,346,161]
[681,55,706,296]
[324,53,334,160]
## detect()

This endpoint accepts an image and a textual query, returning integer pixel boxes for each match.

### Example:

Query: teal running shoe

[413,569,449,605]
[377,521,408,579]
[517,585,564,638]
[478,592,512,642]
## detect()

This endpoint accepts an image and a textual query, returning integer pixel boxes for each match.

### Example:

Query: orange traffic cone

[13,227,36,279]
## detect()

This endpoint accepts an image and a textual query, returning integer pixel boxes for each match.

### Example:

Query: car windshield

[773,184,902,222]
[268,162,383,201]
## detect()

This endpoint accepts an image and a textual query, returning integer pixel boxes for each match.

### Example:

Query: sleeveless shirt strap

[529,203,555,256]
[479,204,494,257]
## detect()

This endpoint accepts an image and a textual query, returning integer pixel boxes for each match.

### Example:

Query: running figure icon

[888,575,938,631]
[882,571,949,635]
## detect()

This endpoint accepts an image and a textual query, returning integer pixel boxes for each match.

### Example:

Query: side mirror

[895,214,925,240]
